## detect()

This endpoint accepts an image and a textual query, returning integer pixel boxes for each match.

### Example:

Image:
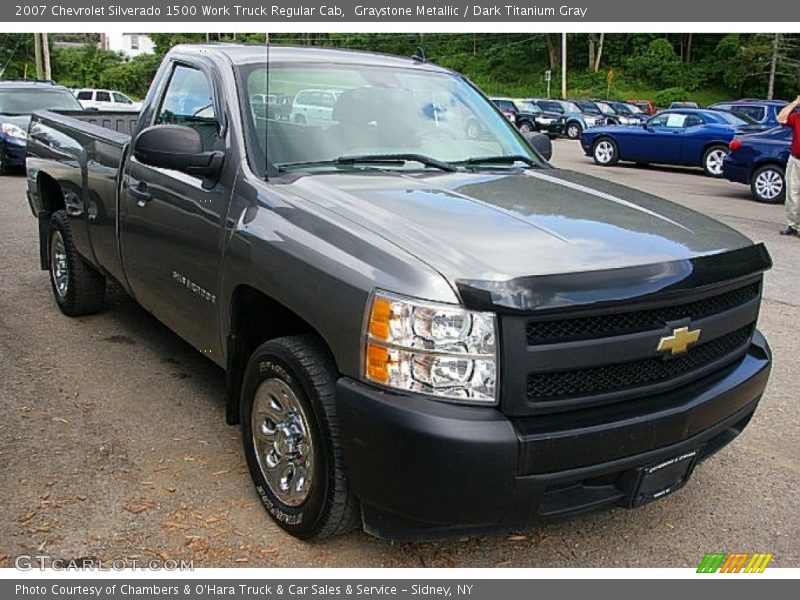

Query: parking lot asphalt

[1,141,798,568]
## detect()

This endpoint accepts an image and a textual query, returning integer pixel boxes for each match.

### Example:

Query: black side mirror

[133,124,224,180]
[523,131,553,161]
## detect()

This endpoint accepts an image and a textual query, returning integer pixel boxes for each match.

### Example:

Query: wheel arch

[701,140,731,159]
[750,158,785,182]
[35,172,67,270]
[591,134,618,150]
[223,284,341,426]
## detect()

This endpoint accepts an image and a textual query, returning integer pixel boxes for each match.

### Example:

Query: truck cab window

[156,65,218,151]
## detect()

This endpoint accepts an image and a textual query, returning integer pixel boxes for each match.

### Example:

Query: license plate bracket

[630,450,699,507]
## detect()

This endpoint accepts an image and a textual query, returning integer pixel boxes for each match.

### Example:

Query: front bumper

[336,331,771,540]
[536,121,565,135]
[1,139,26,168]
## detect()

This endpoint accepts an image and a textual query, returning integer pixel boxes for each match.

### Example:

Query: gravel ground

[1,141,798,568]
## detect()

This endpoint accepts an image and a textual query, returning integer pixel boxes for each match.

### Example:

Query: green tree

[99,54,162,99]
[625,39,684,88]
[50,44,122,88]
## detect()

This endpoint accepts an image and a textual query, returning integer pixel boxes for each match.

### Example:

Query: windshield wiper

[457,154,539,168]
[278,153,457,173]
[337,153,457,172]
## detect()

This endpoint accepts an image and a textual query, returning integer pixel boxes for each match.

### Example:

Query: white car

[289,89,341,126]
[74,89,142,112]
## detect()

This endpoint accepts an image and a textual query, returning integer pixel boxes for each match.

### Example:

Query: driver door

[120,61,231,357]
[639,112,687,163]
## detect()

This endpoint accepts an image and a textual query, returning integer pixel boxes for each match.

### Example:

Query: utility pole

[42,32,51,80]
[34,33,43,80]
[768,33,779,101]
[561,33,567,99]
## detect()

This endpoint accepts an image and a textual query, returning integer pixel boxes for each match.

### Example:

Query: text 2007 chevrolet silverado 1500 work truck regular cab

[26,45,773,541]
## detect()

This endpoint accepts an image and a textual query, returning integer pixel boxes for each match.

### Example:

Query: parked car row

[490,96,650,140]
[581,108,766,177]
[570,97,794,204]
[3,74,795,208]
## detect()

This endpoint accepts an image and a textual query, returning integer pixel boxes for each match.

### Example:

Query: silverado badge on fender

[657,326,702,355]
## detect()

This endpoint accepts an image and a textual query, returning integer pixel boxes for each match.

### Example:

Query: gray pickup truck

[26,44,772,541]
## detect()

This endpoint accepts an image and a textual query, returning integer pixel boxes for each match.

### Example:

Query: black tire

[48,210,105,316]
[566,122,583,140]
[750,164,786,204]
[702,145,729,177]
[240,335,359,540]
[592,137,619,166]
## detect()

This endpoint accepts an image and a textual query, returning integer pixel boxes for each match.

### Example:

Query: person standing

[778,96,800,235]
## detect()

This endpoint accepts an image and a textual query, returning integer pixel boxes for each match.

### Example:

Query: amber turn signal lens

[366,343,391,383]
[368,296,392,340]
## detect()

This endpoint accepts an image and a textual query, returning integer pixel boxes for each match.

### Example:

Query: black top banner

[2,0,794,22]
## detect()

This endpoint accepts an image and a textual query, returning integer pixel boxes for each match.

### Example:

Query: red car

[628,99,656,115]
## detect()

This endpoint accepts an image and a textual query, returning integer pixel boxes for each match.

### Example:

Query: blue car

[723,126,791,203]
[708,99,788,129]
[580,109,759,177]
[0,79,83,175]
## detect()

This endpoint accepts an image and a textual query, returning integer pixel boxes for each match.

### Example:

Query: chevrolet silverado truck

[26,44,772,541]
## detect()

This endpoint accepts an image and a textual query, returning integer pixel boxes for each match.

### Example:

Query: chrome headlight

[585,116,600,126]
[364,291,498,404]
[1,123,28,141]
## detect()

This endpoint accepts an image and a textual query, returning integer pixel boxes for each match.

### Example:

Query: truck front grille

[499,277,763,415]
[526,281,760,345]
[526,324,753,401]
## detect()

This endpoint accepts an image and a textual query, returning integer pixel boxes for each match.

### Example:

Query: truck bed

[31,109,139,143]
[27,109,141,288]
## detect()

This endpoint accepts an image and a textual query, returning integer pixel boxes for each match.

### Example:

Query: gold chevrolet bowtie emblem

[657,326,701,355]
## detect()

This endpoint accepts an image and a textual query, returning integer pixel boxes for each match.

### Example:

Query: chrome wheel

[519,122,533,133]
[705,148,727,176]
[251,378,314,506]
[754,169,783,201]
[50,230,69,300]
[594,140,615,164]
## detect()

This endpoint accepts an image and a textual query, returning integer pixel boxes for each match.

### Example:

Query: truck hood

[283,167,753,291]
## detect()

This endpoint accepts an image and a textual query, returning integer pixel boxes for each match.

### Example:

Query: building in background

[101,33,155,58]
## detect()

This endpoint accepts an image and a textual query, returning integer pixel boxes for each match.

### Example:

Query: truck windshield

[0,89,82,115]
[237,62,544,176]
